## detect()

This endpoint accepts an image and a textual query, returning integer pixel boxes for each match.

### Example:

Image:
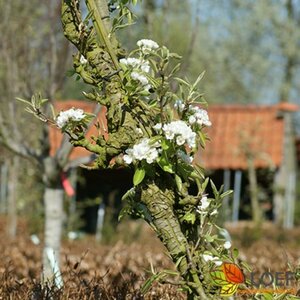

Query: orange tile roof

[196,104,298,170]
[50,100,298,170]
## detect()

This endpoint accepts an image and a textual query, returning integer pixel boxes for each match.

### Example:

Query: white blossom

[174,99,185,112]
[162,120,196,148]
[123,138,160,164]
[56,108,85,129]
[131,71,149,86]
[123,154,133,164]
[188,115,196,124]
[137,39,159,52]
[80,55,88,64]
[176,136,185,146]
[144,84,152,92]
[196,195,211,213]
[153,123,162,132]
[202,254,214,262]
[119,57,150,73]
[224,241,232,249]
[189,105,212,127]
[214,260,223,266]
[210,209,218,216]
[202,253,222,266]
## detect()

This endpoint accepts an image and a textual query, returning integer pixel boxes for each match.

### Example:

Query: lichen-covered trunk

[140,183,207,299]
[42,187,64,287]
[140,183,188,270]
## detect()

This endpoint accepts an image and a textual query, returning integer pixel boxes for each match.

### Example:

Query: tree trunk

[247,157,261,225]
[42,187,64,287]
[0,162,8,214]
[6,156,19,238]
[140,182,208,299]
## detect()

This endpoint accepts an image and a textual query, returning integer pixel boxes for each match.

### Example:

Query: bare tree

[0,0,89,284]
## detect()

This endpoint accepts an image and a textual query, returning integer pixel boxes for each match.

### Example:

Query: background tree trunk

[247,157,261,225]
[6,156,19,238]
[42,187,64,287]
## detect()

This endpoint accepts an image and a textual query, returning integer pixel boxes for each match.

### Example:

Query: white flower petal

[224,241,232,249]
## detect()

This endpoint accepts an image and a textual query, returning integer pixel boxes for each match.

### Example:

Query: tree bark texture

[6,156,19,238]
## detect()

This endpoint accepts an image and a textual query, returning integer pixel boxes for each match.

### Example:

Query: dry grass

[0,218,299,299]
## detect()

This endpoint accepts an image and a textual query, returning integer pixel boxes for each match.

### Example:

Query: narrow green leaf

[16,97,30,105]
[192,71,205,88]
[133,167,146,186]
[221,190,233,199]
[175,174,183,192]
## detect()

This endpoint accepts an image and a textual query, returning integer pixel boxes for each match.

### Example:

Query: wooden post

[232,170,242,223]
[273,169,285,225]
[95,202,105,242]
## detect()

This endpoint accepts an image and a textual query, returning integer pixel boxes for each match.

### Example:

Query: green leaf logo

[210,263,244,297]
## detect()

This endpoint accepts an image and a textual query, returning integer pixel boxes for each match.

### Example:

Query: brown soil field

[0,218,300,299]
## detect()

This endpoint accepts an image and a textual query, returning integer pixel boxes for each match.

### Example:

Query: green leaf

[210,179,219,199]
[174,77,190,87]
[198,131,206,148]
[16,97,30,105]
[161,139,170,150]
[133,167,146,186]
[118,203,132,221]
[121,188,135,201]
[192,71,205,89]
[157,151,174,173]
[182,212,196,224]
[66,69,76,77]
[205,234,216,242]
[201,177,210,192]
[175,174,183,192]
[177,162,194,181]
[240,261,252,272]
[232,248,239,259]
[221,190,233,199]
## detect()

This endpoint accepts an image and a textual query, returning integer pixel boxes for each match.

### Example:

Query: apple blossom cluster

[119,58,150,73]
[130,72,151,91]
[202,253,222,266]
[137,39,159,52]
[196,195,211,213]
[119,40,158,92]
[123,138,160,164]
[188,105,212,127]
[174,99,185,112]
[56,108,85,129]
[162,120,196,148]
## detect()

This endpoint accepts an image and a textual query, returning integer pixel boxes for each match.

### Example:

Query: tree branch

[85,0,121,77]
[0,118,40,163]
